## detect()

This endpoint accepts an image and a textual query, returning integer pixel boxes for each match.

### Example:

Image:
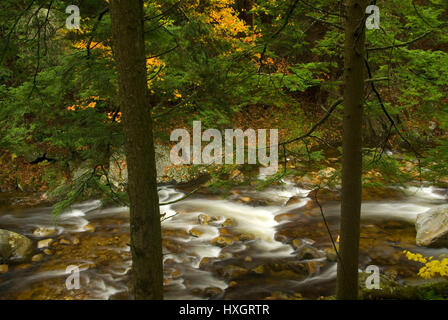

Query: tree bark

[336,0,367,300]
[110,0,163,299]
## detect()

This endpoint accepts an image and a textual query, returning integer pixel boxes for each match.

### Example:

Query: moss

[362,280,448,300]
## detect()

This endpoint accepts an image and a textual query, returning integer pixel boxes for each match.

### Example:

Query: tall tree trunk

[110,0,164,299]
[336,0,367,300]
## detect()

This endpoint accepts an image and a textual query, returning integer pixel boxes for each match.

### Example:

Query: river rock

[189,228,204,238]
[198,214,212,225]
[416,205,448,247]
[211,236,234,247]
[0,229,33,262]
[296,246,324,260]
[83,223,96,233]
[59,238,71,245]
[33,227,57,237]
[37,238,53,248]
[238,233,254,241]
[203,287,223,298]
[222,218,236,227]
[31,254,44,262]
[251,265,265,274]
[291,239,303,250]
[219,265,248,279]
[324,247,338,262]
[199,257,216,269]
[0,264,8,274]
[286,196,304,206]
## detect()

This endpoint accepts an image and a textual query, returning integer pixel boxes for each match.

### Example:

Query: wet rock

[308,188,340,202]
[189,228,204,238]
[31,254,44,262]
[83,224,96,233]
[72,237,80,245]
[203,287,223,297]
[362,186,404,201]
[304,261,324,274]
[0,229,33,262]
[222,218,236,227]
[416,205,448,247]
[211,236,234,247]
[198,214,212,225]
[219,265,248,279]
[238,233,254,241]
[324,247,338,262]
[244,256,252,262]
[0,264,8,274]
[163,228,189,239]
[291,239,303,250]
[275,213,298,223]
[191,288,202,295]
[171,268,182,279]
[59,238,71,245]
[286,196,304,206]
[33,227,57,237]
[251,265,265,274]
[249,260,309,279]
[296,246,324,260]
[162,239,184,253]
[199,257,216,269]
[16,264,31,270]
[218,228,233,237]
[43,249,52,255]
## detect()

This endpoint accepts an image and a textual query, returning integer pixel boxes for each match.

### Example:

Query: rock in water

[0,229,33,262]
[416,205,448,247]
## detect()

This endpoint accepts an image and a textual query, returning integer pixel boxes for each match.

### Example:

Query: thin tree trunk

[336,0,367,300]
[110,0,163,299]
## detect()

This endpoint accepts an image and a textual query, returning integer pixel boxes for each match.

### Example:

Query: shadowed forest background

[0,0,448,300]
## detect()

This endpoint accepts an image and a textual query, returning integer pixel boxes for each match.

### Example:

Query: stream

[0,180,448,300]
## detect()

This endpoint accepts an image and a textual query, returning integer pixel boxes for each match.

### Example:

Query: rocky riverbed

[0,180,448,300]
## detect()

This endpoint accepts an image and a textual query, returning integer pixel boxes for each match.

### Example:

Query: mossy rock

[0,229,33,263]
[361,277,448,300]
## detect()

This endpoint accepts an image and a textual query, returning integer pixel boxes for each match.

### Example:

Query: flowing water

[0,181,447,300]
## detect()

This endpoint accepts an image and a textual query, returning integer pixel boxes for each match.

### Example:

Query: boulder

[416,205,448,247]
[0,229,33,262]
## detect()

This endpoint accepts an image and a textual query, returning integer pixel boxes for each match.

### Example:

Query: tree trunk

[336,0,367,300]
[110,0,164,299]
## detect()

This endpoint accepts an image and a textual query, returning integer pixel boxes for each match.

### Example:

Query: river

[0,180,447,299]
